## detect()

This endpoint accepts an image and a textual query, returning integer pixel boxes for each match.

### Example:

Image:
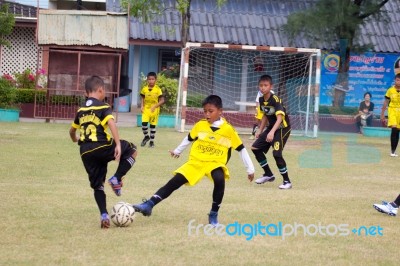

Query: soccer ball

[110,202,135,227]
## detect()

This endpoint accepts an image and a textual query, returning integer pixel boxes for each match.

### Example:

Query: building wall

[0,27,42,76]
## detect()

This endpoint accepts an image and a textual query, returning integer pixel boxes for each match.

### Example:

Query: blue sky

[10,0,49,8]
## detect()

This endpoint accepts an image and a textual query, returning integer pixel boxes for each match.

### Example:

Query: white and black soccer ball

[110,202,135,227]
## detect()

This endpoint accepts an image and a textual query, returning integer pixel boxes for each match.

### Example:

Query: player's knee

[93,185,104,191]
[273,153,285,165]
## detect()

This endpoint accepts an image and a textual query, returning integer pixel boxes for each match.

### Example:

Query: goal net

[175,43,321,137]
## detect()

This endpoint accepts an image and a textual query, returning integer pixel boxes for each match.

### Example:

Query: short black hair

[147,72,157,79]
[202,95,223,109]
[259,74,273,84]
[395,73,400,79]
[364,92,372,98]
[85,76,104,94]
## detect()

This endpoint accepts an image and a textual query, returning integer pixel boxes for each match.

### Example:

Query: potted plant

[0,77,19,122]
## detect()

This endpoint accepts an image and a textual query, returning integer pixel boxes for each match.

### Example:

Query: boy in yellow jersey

[251,75,292,189]
[132,95,255,226]
[140,72,165,148]
[69,76,137,228]
[381,73,400,157]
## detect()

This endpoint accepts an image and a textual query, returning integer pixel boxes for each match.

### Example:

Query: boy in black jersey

[69,76,138,228]
[251,75,292,189]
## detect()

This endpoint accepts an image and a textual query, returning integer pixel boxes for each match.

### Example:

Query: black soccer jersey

[258,94,290,129]
[71,97,114,145]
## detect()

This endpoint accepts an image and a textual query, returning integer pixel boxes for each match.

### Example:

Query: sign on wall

[320,51,400,111]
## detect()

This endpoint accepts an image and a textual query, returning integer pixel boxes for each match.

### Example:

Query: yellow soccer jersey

[385,86,400,108]
[188,118,242,164]
[140,85,163,109]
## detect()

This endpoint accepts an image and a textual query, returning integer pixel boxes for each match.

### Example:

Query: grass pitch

[0,122,399,265]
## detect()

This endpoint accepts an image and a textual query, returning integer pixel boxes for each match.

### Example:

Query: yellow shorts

[255,108,263,120]
[142,108,160,126]
[387,107,400,128]
[174,160,230,186]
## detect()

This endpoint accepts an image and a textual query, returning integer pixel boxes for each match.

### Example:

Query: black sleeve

[235,144,245,151]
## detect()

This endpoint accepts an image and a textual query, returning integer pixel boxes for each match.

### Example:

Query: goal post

[175,42,321,138]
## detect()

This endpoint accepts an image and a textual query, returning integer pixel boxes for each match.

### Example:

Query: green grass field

[0,122,399,265]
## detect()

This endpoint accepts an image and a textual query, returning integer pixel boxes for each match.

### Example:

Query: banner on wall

[320,51,400,111]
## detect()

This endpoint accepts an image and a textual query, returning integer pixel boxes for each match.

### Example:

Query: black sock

[393,194,400,207]
[390,128,399,153]
[94,188,107,214]
[211,168,225,212]
[253,149,274,176]
[150,174,187,206]
[114,157,135,181]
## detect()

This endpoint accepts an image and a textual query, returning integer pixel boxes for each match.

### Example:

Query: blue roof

[128,0,400,53]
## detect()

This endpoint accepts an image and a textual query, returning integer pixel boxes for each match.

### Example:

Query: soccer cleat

[132,199,154,216]
[278,182,292,189]
[149,141,155,148]
[255,175,275,184]
[100,213,110,229]
[373,202,398,216]
[390,152,398,157]
[141,136,150,147]
[108,176,123,196]
[208,211,219,226]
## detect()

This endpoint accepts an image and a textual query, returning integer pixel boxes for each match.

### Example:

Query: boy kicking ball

[132,95,254,226]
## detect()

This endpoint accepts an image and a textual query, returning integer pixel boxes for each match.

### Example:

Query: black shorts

[252,127,291,157]
[80,140,137,189]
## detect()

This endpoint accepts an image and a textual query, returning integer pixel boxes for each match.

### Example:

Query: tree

[283,0,390,107]
[0,3,15,47]
[121,0,226,47]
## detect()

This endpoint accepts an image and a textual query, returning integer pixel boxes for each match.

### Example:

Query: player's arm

[255,115,267,138]
[236,145,255,182]
[381,98,389,121]
[108,118,121,161]
[69,126,79,143]
[266,114,283,142]
[169,135,193,158]
[140,94,145,112]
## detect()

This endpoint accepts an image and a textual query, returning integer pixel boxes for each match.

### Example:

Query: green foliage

[319,105,358,115]
[0,78,17,109]
[0,3,15,47]
[186,93,203,108]
[157,74,178,114]
[15,89,47,104]
[283,0,390,49]
[140,73,179,114]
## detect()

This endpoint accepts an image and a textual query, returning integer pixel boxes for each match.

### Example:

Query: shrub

[319,105,358,115]
[140,73,178,114]
[0,78,17,109]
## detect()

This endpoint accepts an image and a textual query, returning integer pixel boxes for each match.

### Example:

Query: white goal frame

[175,42,321,138]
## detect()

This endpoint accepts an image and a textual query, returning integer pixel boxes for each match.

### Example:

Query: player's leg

[149,113,159,148]
[387,108,399,156]
[141,110,151,146]
[132,173,188,216]
[83,155,110,228]
[272,127,292,189]
[208,167,225,226]
[251,129,274,184]
[108,141,138,196]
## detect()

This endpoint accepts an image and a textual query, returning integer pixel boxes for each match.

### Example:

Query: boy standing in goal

[140,72,165,148]
[132,95,255,226]
[69,76,138,228]
[251,75,292,189]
